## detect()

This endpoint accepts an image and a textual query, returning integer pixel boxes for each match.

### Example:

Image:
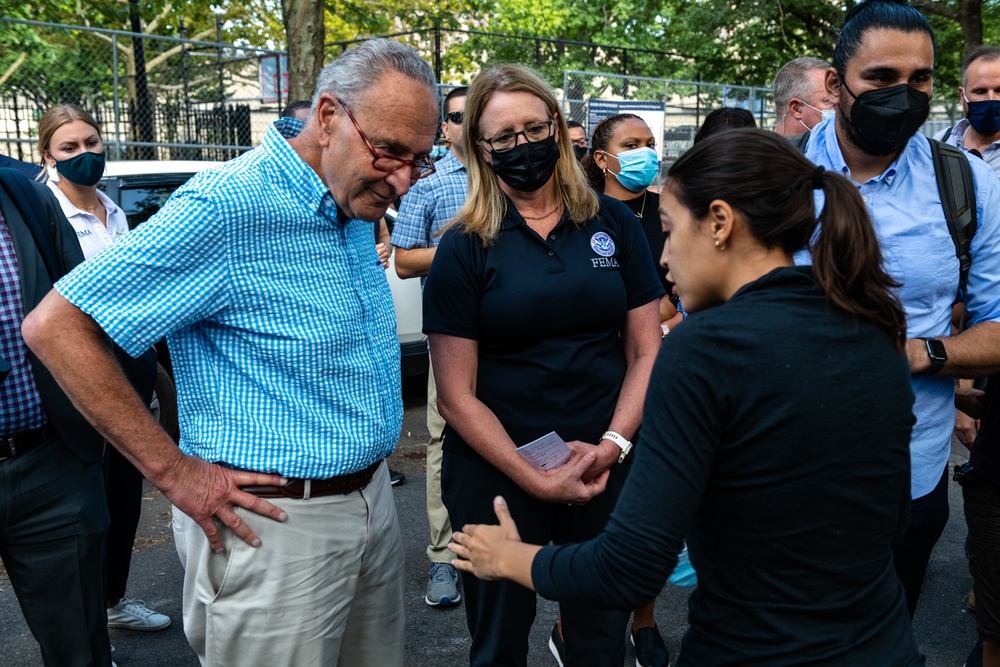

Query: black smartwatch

[918,337,947,375]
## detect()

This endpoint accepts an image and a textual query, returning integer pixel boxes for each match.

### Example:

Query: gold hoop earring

[715,239,726,251]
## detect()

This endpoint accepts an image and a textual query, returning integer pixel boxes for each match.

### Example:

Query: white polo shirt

[46,180,129,260]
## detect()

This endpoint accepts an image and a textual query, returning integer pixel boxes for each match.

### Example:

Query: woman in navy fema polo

[422,64,663,667]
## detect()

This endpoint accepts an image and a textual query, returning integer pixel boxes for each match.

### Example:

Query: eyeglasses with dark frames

[338,98,436,181]
[444,111,464,125]
[478,119,554,153]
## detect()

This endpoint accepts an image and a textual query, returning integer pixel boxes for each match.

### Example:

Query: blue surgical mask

[965,95,1000,136]
[55,150,106,187]
[798,102,835,131]
[606,146,659,192]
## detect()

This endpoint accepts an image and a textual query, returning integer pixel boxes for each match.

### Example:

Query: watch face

[927,338,947,361]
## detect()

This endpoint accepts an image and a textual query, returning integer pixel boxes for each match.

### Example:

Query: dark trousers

[0,436,112,667]
[893,466,950,618]
[443,449,630,667]
[964,473,1000,643]
[103,445,144,603]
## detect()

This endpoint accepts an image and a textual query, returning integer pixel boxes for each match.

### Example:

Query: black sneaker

[389,468,405,486]
[548,620,565,667]
[632,625,670,667]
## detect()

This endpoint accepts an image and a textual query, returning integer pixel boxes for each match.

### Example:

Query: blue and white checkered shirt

[390,150,467,250]
[56,119,403,478]
[0,211,47,436]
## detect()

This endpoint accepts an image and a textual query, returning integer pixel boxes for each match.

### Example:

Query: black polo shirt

[423,193,663,460]
[622,189,673,296]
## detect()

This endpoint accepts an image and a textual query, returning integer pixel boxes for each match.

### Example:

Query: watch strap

[918,337,947,375]
[601,430,633,463]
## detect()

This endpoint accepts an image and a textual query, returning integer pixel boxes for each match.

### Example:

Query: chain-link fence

[0,17,285,164]
[2,18,968,166]
[564,70,775,163]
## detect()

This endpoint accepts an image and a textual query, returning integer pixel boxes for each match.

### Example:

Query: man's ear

[789,99,804,122]
[825,67,842,104]
[315,94,339,147]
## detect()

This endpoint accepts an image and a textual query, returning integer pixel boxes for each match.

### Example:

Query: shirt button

[549,235,556,240]
[548,251,554,256]
[861,195,868,203]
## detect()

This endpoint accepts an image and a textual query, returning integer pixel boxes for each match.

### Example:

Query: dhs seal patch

[590,232,615,257]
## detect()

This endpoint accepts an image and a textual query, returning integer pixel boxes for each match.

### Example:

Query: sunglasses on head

[445,111,464,125]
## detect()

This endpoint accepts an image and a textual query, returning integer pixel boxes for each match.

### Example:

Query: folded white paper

[515,431,572,471]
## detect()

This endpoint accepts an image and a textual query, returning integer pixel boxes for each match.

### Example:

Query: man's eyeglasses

[478,119,554,153]
[445,111,464,125]
[338,98,436,181]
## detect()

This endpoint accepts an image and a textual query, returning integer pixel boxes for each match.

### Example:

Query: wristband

[601,430,633,463]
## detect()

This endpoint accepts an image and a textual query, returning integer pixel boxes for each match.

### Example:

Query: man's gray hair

[312,38,437,110]
[773,57,831,123]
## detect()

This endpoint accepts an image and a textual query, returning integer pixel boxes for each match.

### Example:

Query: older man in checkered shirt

[23,39,439,667]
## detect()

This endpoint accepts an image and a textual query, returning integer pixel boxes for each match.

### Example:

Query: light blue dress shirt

[935,119,1000,178]
[56,119,403,478]
[390,150,467,250]
[801,117,1000,498]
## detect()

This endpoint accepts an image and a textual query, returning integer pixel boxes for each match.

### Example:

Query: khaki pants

[426,358,454,563]
[172,462,405,667]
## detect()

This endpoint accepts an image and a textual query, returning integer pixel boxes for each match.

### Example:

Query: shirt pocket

[888,235,959,312]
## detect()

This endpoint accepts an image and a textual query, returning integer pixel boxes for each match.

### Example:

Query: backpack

[788,131,977,305]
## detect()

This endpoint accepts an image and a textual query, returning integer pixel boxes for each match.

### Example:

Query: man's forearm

[908,321,1000,377]
[393,246,437,279]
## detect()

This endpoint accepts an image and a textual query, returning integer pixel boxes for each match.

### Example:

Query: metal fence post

[434,20,442,85]
[276,48,283,114]
[216,14,225,103]
[562,70,569,115]
[181,19,191,142]
[112,33,122,158]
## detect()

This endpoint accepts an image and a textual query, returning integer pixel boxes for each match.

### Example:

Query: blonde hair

[454,64,599,245]
[37,104,102,178]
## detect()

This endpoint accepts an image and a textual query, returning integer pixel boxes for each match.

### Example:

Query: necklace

[629,189,647,219]
[521,203,563,221]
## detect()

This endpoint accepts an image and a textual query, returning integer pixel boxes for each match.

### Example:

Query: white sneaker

[107,598,171,631]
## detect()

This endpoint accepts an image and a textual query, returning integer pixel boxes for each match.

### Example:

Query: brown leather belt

[0,423,56,461]
[239,459,382,499]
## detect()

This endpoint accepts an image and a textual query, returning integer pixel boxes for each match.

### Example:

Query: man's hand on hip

[157,453,287,553]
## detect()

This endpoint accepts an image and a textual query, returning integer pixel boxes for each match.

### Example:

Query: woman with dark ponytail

[448,128,921,666]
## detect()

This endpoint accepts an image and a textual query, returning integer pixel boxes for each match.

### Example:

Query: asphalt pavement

[0,374,983,666]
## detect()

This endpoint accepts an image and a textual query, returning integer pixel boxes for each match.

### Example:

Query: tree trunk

[281,0,326,103]
[957,0,983,61]
[129,0,157,159]
[920,0,983,60]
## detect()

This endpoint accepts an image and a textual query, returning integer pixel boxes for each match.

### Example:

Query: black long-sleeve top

[532,266,922,666]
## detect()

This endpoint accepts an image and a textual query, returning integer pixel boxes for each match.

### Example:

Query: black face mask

[55,150,106,187]
[489,136,560,192]
[841,81,930,156]
[573,145,589,162]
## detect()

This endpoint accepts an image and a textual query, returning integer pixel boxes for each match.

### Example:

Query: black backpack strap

[927,136,977,306]
[787,131,811,152]
[941,125,954,143]
[0,168,62,282]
